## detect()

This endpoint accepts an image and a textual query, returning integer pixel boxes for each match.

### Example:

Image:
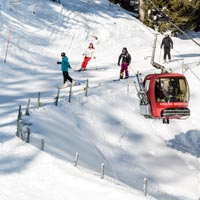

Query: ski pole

[73,55,83,71]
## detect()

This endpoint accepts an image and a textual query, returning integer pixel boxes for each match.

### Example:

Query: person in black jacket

[118,47,131,79]
[161,34,173,63]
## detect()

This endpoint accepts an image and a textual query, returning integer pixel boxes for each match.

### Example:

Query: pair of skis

[134,72,149,105]
[57,81,83,89]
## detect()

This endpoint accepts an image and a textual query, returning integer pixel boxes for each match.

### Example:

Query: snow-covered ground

[0,0,200,200]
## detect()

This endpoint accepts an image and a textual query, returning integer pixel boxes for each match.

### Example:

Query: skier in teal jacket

[57,52,74,87]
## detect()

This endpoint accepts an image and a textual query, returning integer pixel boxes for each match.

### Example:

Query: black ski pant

[163,47,171,60]
[62,71,73,84]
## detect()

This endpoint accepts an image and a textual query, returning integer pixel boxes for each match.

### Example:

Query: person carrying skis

[57,52,74,87]
[160,33,173,63]
[78,43,95,71]
[118,47,131,79]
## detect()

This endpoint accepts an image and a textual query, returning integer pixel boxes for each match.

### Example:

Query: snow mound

[167,130,200,157]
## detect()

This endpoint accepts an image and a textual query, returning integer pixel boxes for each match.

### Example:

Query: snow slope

[0,0,200,200]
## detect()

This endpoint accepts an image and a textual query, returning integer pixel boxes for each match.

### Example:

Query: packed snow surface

[0,0,200,200]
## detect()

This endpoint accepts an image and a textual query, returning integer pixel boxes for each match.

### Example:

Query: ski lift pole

[4,25,12,63]
[151,31,159,64]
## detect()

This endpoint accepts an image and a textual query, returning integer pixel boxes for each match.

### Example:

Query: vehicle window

[155,77,189,102]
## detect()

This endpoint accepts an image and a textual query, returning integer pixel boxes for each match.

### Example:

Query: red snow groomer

[135,62,190,124]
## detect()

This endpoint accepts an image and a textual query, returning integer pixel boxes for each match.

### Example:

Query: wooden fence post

[26,127,30,143]
[41,138,45,151]
[37,92,41,108]
[68,84,73,102]
[101,163,105,179]
[144,178,148,196]
[16,119,20,137]
[25,98,31,115]
[55,88,60,106]
[17,105,22,120]
[85,79,89,96]
[74,152,79,167]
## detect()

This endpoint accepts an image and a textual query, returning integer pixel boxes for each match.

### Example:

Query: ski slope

[0,0,200,200]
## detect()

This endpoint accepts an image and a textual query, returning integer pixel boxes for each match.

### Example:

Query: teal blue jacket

[61,56,70,72]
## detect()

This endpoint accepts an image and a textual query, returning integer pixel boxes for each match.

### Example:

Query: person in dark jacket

[57,52,74,87]
[160,34,173,63]
[118,47,131,79]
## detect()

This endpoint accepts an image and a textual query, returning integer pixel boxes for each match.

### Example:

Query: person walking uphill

[160,33,173,63]
[118,47,131,79]
[78,43,95,72]
[57,52,74,88]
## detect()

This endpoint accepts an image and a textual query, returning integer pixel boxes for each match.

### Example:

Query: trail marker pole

[4,25,12,63]
[18,105,22,120]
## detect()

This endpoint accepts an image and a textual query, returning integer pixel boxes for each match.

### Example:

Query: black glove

[57,61,61,64]
[69,65,71,69]
[118,63,120,66]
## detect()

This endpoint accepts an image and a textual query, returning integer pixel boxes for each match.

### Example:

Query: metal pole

[151,32,159,64]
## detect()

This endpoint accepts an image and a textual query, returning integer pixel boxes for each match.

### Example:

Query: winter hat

[61,52,65,57]
[89,43,94,48]
[122,47,127,53]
